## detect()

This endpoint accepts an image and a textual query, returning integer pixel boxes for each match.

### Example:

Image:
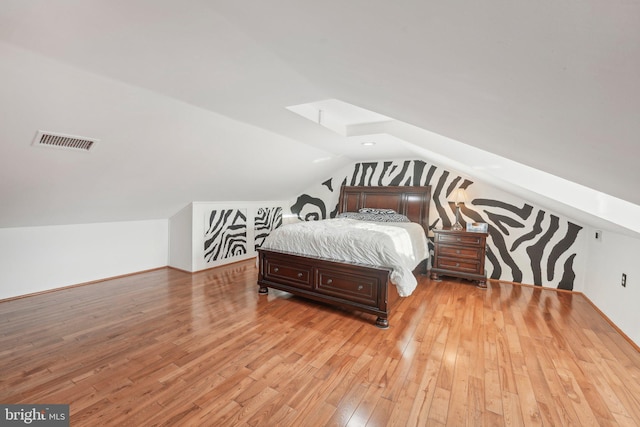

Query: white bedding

[260,218,429,297]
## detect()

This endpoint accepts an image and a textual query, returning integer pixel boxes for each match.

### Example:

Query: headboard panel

[338,185,431,234]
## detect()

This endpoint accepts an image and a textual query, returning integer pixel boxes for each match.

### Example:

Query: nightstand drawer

[436,257,482,275]
[438,245,482,260]
[436,233,484,246]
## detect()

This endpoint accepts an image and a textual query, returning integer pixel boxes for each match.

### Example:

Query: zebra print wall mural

[204,209,247,263]
[290,160,585,290]
[254,207,283,250]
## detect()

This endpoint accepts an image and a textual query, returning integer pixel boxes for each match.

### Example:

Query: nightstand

[430,229,488,288]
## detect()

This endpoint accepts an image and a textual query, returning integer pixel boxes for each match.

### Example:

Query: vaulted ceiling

[0,1,638,234]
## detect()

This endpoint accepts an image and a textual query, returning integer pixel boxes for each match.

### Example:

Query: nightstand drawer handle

[457,238,461,241]
[274,267,279,272]
[297,272,303,278]
[327,279,333,284]
[456,263,460,267]
[358,285,363,291]
[456,249,460,254]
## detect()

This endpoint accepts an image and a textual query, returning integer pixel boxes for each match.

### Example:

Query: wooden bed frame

[257,185,431,328]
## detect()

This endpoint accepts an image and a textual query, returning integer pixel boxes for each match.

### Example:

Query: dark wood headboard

[338,185,431,234]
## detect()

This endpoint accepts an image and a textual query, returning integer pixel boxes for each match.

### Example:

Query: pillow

[358,208,397,214]
[337,212,411,223]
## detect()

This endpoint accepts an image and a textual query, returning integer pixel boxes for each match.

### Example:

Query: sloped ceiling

[0,1,638,233]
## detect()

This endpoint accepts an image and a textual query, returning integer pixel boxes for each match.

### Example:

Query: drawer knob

[456,249,460,254]
[456,263,460,267]
[456,238,461,242]
[326,279,333,285]
[274,267,279,272]
[357,285,363,291]
[297,272,303,278]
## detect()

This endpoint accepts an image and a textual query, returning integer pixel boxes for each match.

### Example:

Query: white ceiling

[0,1,638,232]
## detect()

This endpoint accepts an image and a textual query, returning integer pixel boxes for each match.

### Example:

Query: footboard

[257,248,395,328]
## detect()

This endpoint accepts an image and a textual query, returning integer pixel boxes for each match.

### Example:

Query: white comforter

[260,218,429,297]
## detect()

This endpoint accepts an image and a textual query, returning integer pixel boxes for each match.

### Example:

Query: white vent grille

[32,131,99,152]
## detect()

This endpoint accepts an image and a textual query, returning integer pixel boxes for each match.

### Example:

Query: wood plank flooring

[1,259,639,426]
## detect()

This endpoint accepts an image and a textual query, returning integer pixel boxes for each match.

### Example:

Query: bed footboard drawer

[316,268,380,306]
[263,259,313,289]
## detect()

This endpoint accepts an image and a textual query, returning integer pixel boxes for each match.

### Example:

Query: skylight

[286,99,392,136]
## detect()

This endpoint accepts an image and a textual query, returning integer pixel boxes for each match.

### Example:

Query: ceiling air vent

[32,131,99,152]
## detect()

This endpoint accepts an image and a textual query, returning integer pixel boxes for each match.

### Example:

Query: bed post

[375,317,389,329]
[257,250,269,294]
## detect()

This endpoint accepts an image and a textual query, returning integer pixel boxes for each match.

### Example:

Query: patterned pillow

[358,208,397,214]
[337,212,411,222]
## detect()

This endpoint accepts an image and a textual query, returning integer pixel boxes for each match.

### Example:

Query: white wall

[168,204,193,272]
[0,220,168,300]
[584,228,640,346]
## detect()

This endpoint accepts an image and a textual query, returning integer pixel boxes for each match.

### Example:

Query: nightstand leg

[477,280,487,289]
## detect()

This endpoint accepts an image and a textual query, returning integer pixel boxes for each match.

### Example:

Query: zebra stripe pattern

[204,209,247,262]
[254,207,283,250]
[290,160,583,290]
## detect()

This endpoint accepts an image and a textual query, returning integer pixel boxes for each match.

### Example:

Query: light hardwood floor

[1,260,639,426]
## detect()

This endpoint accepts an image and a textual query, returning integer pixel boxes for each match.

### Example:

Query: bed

[257,185,431,328]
